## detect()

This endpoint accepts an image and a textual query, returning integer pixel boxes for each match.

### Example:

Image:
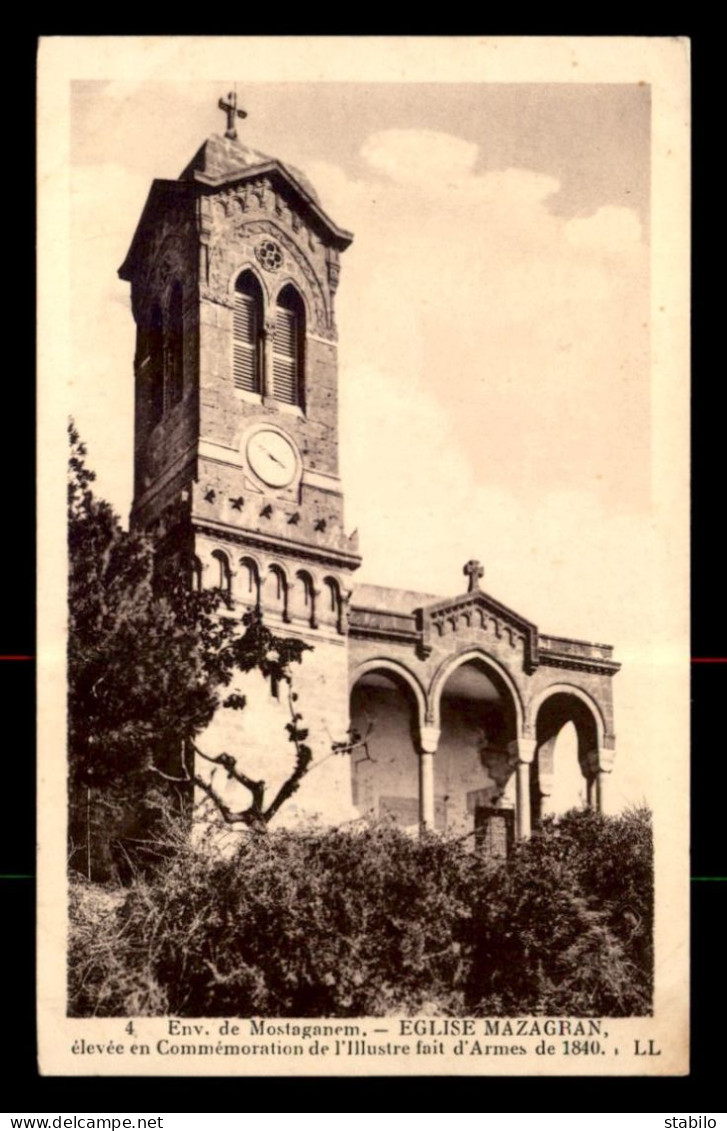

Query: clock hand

[260,446,284,467]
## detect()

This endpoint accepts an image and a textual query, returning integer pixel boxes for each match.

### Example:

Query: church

[118,94,620,851]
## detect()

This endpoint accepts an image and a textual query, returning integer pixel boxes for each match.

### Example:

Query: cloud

[339,358,660,809]
[360,128,479,185]
[564,205,643,253]
[70,163,148,516]
[71,162,150,246]
[342,358,655,652]
[309,132,649,521]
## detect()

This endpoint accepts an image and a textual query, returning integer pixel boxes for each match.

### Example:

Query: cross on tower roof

[218,90,247,140]
[464,559,484,593]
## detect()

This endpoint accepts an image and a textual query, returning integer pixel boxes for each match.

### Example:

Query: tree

[67,423,314,877]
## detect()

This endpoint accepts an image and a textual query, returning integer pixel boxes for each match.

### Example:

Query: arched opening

[290,569,316,627]
[190,555,203,592]
[264,564,289,622]
[238,556,261,608]
[320,576,341,629]
[273,284,305,407]
[210,549,232,597]
[437,658,520,839]
[233,271,263,395]
[349,668,422,828]
[532,692,601,825]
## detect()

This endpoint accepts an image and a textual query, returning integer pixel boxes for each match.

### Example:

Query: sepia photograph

[37,37,689,1075]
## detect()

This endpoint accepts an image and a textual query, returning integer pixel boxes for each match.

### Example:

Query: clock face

[246,429,298,488]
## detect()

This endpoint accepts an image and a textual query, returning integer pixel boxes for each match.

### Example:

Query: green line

[691,876,727,881]
[0,874,34,879]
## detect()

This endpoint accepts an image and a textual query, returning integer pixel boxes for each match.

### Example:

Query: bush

[464,807,653,1016]
[68,809,653,1018]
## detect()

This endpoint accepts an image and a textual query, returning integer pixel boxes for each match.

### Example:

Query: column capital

[419,725,440,755]
[599,748,616,773]
[583,747,615,775]
[508,737,537,765]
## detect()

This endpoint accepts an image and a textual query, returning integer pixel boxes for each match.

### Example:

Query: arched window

[166,282,184,407]
[233,271,263,395]
[148,303,164,428]
[266,565,290,622]
[239,557,261,608]
[321,577,341,628]
[273,285,305,406]
[324,577,339,613]
[292,569,317,628]
[211,549,232,596]
[191,556,203,592]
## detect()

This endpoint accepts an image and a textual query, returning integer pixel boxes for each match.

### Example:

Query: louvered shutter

[233,292,260,392]
[273,306,299,405]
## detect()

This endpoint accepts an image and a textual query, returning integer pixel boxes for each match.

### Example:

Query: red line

[0,655,34,661]
[692,658,727,663]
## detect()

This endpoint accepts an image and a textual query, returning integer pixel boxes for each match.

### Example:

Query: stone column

[534,736,556,821]
[418,725,440,834]
[310,586,320,630]
[586,746,614,815]
[516,762,531,840]
[262,317,276,403]
[509,737,537,841]
[595,768,611,814]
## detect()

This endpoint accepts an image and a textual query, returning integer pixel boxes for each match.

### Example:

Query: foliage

[464,807,653,1016]
[67,423,312,877]
[69,808,653,1018]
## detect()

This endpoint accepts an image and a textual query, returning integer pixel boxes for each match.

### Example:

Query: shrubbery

[69,807,652,1018]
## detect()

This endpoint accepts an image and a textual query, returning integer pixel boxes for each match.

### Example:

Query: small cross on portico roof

[464,559,484,593]
[218,90,247,140]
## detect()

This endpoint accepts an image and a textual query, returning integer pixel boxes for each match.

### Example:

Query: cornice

[538,652,621,677]
[191,160,354,250]
[347,624,420,645]
[193,517,362,573]
[417,590,540,673]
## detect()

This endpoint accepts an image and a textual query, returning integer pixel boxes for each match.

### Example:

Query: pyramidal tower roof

[179,131,322,206]
[119,96,352,282]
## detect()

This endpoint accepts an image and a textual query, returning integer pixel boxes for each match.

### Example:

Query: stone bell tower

[118,93,362,823]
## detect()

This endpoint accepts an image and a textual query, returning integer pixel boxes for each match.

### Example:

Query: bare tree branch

[148,765,191,784]
[262,679,313,823]
[186,673,315,831]
[192,773,266,832]
[191,742,265,808]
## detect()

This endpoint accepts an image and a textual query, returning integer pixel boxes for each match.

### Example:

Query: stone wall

[194,615,356,830]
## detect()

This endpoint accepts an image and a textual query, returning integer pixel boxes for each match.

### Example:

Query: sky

[56,41,687,813]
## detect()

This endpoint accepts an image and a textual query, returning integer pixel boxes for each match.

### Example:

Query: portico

[348,562,619,843]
